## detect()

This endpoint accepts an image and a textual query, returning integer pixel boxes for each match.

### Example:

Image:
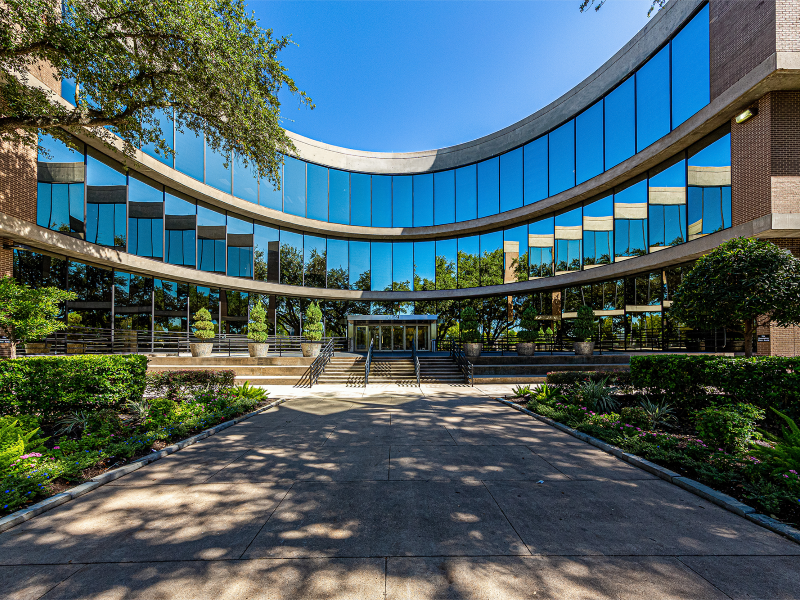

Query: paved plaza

[2,384,799,599]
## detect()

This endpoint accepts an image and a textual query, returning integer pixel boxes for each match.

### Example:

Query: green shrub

[694,403,765,451]
[619,406,650,429]
[0,417,46,470]
[302,302,323,341]
[577,378,618,413]
[546,370,631,388]
[248,303,269,343]
[0,355,147,423]
[572,305,595,342]
[148,398,178,427]
[145,369,236,401]
[460,308,480,343]
[755,409,800,478]
[639,397,676,431]
[192,308,215,340]
[630,355,800,418]
[517,306,539,342]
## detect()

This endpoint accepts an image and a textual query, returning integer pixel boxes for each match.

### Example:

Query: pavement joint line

[494,397,800,546]
[0,397,288,534]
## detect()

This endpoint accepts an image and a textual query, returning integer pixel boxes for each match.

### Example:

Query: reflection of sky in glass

[414,241,435,290]
[307,163,328,222]
[393,176,413,228]
[576,100,604,184]
[434,171,455,225]
[413,174,433,227]
[478,157,499,218]
[283,157,306,217]
[371,242,392,291]
[672,4,709,128]
[455,165,477,222]
[549,120,575,195]
[329,170,350,225]
[351,173,371,226]
[500,148,523,212]
[636,46,670,151]
[604,78,635,169]
[392,242,413,290]
[524,137,548,205]
[349,240,370,289]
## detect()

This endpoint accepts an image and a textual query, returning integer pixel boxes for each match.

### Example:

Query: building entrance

[347,315,437,352]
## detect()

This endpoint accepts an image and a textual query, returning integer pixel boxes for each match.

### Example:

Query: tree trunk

[743,319,754,358]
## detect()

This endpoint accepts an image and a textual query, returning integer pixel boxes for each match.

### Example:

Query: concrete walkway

[2,385,799,599]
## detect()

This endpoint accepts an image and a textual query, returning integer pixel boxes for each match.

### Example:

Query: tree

[0,276,76,358]
[671,237,800,357]
[573,305,595,342]
[518,306,540,342]
[579,0,666,17]
[192,308,215,340]
[1,0,312,186]
[460,307,480,343]
[248,303,269,343]
[302,302,323,341]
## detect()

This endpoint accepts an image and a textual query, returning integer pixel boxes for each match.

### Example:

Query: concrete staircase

[146,355,314,386]
[316,356,366,386]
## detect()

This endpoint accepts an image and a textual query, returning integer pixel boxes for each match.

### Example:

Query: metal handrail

[411,340,420,387]
[364,338,374,386]
[309,338,336,386]
[449,343,474,386]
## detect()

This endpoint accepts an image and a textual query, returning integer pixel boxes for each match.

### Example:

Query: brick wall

[731,93,772,226]
[757,239,800,357]
[770,91,800,176]
[29,59,60,95]
[776,0,800,52]
[0,138,37,277]
[710,0,776,100]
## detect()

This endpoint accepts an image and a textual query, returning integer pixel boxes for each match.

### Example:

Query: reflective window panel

[414,240,436,291]
[371,175,391,227]
[614,178,648,260]
[688,132,731,239]
[37,133,85,235]
[329,169,350,225]
[434,170,455,225]
[306,163,329,222]
[205,143,231,194]
[174,126,204,181]
[500,148,523,213]
[555,206,582,273]
[549,119,576,195]
[142,109,174,167]
[636,45,671,151]
[349,240,370,290]
[413,174,433,227]
[351,173,371,226]
[649,156,687,249]
[304,234,326,287]
[524,136,548,205]
[371,242,392,291]
[605,77,636,169]
[457,236,479,288]
[280,229,304,286]
[128,173,164,259]
[226,214,253,278]
[283,156,306,217]
[164,191,196,267]
[233,154,258,204]
[327,238,349,289]
[393,176,413,228]
[672,5,710,128]
[478,158,500,218]
[479,231,503,286]
[260,162,282,211]
[583,194,613,267]
[455,165,477,222]
[504,224,528,283]
[86,151,126,248]
[253,223,279,282]
[393,242,413,291]
[197,204,226,273]
[576,100,604,184]
[529,215,554,278]
[436,239,457,290]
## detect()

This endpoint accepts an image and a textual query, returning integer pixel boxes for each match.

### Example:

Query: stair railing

[411,340,420,387]
[309,338,336,386]
[450,344,474,387]
[364,338,374,386]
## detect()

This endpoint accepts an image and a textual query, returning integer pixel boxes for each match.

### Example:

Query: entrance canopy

[346,314,438,352]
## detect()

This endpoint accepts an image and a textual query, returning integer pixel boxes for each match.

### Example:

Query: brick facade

[731,93,772,226]
[776,0,800,52]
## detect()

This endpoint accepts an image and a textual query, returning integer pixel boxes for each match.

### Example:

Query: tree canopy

[579,0,666,17]
[671,237,800,357]
[1,0,312,186]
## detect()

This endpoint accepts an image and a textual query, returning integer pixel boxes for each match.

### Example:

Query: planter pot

[190,342,213,357]
[25,342,49,355]
[516,342,534,356]
[66,343,85,355]
[248,342,269,357]
[573,341,595,356]
[464,342,482,359]
[301,341,321,358]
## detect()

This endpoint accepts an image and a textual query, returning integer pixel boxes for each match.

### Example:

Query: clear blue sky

[247,1,653,153]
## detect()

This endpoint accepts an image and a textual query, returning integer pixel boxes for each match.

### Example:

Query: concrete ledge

[0,398,287,534]
[493,397,800,545]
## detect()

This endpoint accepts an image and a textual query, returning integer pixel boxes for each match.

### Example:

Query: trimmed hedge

[0,355,148,422]
[146,369,236,400]
[546,370,632,388]
[630,355,800,418]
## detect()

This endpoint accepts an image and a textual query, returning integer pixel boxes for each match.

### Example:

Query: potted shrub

[516,305,539,356]
[66,311,86,355]
[247,303,270,357]
[573,305,595,356]
[301,302,323,357]
[460,307,482,358]
[190,308,215,357]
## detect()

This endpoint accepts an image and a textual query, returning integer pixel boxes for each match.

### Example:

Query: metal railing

[309,338,336,386]
[364,338,374,386]
[450,345,474,386]
[411,340,420,387]
[20,327,349,357]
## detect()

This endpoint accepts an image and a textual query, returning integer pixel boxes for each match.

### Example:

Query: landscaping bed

[508,355,800,528]
[1,357,272,516]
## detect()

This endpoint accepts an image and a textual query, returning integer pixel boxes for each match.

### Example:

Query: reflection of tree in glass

[304,248,326,288]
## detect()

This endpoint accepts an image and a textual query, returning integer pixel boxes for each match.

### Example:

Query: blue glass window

[371,242,392,291]
[583,195,613,267]
[455,165,477,222]
[38,183,84,234]
[393,242,413,291]
[142,109,173,167]
[233,154,258,204]
[174,127,204,181]
[688,132,731,238]
[434,171,455,225]
[351,174,371,226]
[85,151,126,248]
[226,215,253,278]
[436,239,457,290]
[614,179,648,259]
[393,176,413,228]
[372,176,392,227]
[457,236,479,288]
[253,223,279,282]
[479,231,503,286]
[413,174,433,227]
[477,157,500,218]
[128,174,163,259]
[304,235,326,287]
[528,216,554,278]
[504,224,528,282]
[500,148,523,212]
[604,78,636,169]
[672,5,710,128]
[555,207,582,273]
[307,163,329,222]
[260,162,282,211]
[327,238,349,289]
[329,170,350,225]
[524,136,548,205]
[205,143,231,194]
[279,230,303,286]
[649,157,686,249]
[349,240,370,290]
[164,191,196,267]
[414,240,435,291]
[61,77,77,106]
[549,120,575,195]
[576,100,604,184]
[283,157,306,217]
[636,46,671,151]
[197,204,226,273]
